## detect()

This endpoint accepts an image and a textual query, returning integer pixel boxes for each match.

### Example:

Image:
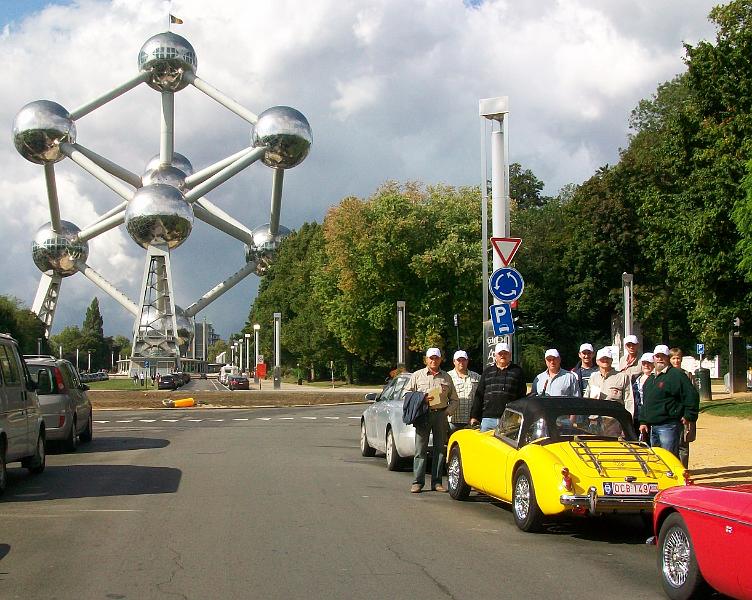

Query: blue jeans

[413,409,448,487]
[650,422,683,459]
[480,417,499,432]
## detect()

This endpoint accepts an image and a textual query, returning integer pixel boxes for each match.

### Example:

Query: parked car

[199,372,207,380]
[0,333,46,494]
[446,396,687,532]
[25,355,93,451]
[157,374,178,390]
[653,483,752,600]
[360,372,435,471]
[227,375,250,390]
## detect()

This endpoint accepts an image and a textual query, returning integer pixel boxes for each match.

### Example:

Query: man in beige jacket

[586,347,635,417]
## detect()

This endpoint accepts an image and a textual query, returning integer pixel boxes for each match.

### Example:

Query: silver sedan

[360,372,433,470]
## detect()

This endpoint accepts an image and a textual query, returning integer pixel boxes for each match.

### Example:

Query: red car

[654,484,752,600]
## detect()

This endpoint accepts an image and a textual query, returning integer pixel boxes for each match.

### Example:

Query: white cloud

[0,0,718,339]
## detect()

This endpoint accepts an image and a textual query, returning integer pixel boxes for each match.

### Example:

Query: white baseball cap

[624,335,639,345]
[639,352,654,363]
[453,350,469,361]
[425,347,442,358]
[579,343,594,353]
[494,342,511,353]
[596,347,612,361]
[653,345,670,357]
[544,349,560,359]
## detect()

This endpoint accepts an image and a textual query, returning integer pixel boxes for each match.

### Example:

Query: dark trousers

[413,409,448,487]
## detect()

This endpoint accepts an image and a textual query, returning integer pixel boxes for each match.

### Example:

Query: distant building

[191,321,220,360]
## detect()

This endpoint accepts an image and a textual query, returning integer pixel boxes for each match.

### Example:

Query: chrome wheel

[386,432,393,463]
[448,453,460,489]
[514,475,531,521]
[662,526,690,588]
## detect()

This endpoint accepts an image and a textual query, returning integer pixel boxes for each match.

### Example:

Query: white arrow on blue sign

[489,267,525,303]
[489,304,515,336]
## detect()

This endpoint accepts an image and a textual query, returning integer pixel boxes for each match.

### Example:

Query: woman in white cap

[585,347,634,416]
[631,352,654,435]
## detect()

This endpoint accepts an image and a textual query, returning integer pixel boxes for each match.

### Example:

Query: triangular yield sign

[490,237,522,267]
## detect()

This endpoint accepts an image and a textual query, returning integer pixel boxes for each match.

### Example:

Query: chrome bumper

[560,486,654,515]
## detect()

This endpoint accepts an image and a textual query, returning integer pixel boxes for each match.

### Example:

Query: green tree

[0,295,47,354]
[510,162,550,209]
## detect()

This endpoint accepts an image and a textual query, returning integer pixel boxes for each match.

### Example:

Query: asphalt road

[0,404,668,599]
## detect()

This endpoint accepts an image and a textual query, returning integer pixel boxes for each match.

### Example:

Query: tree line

[243,1,752,381]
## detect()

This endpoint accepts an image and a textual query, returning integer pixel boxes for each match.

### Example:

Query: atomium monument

[14,30,312,372]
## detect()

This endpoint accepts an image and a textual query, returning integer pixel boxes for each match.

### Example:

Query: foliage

[0,295,47,354]
[207,340,229,363]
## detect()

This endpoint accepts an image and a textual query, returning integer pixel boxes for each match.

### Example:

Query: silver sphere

[31,220,88,277]
[252,106,312,169]
[144,152,193,176]
[141,165,187,190]
[245,224,291,275]
[13,100,76,164]
[138,32,197,92]
[125,184,194,250]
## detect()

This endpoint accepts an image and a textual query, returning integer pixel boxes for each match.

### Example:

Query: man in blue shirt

[531,349,580,396]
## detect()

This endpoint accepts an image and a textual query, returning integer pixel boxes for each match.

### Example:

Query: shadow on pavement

[691,465,752,487]
[72,437,170,454]
[0,544,9,561]
[2,464,181,501]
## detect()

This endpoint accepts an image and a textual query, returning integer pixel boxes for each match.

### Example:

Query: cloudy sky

[0,0,719,341]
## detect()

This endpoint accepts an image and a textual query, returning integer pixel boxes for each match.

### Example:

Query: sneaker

[432,484,447,493]
[410,483,423,493]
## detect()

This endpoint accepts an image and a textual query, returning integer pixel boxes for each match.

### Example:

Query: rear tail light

[683,470,694,486]
[53,367,66,392]
[561,467,574,492]
[58,415,66,427]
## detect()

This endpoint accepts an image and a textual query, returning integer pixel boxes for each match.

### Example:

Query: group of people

[402,336,699,494]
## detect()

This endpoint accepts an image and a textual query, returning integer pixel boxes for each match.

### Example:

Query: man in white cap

[447,350,480,433]
[571,343,597,396]
[639,345,699,460]
[619,335,641,375]
[404,347,459,493]
[585,347,634,416]
[531,349,580,396]
[469,342,527,432]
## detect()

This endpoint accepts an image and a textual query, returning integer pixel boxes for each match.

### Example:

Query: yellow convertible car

[446,396,687,532]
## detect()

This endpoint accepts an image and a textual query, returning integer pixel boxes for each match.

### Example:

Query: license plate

[603,482,658,496]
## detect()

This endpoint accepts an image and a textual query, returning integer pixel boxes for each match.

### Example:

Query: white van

[0,333,46,494]
[219,364,238,385]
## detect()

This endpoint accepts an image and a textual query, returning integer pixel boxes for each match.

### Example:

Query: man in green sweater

[638,345,699,460]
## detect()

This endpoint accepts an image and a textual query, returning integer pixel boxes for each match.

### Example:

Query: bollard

[694,368,712,402]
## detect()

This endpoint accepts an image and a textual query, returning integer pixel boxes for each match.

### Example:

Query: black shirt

[470,362,527,421]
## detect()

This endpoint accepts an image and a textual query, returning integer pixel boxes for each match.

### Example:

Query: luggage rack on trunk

[570,438,676,478]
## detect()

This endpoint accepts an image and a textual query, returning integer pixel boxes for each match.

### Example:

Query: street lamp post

[87,351,91,372]
[245,333,251,376]
[37,337,42,355]
[273,313,281,390]
[453,313,460,350]
[253,323,260,384]
[76,348,80,371]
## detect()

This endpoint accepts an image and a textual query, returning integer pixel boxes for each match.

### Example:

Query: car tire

[27,433,46,475]
[513,464,543,532]
[360,421,376,457]
[64,417,78,452]
[447,445,470,500]
[658,512,710,600]
[385,428,401,471]
[0,446,7,495]
[79,412,93,443]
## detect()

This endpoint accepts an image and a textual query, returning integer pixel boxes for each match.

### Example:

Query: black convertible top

[505,396,632,422]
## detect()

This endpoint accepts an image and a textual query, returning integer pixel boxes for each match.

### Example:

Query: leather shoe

[432,484,447,493]
[410,483,423,493]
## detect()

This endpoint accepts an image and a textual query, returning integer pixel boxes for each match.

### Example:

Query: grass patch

[86,379,157,391]
[700,399,752,419]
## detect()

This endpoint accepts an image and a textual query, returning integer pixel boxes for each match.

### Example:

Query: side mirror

[364,392,377,403]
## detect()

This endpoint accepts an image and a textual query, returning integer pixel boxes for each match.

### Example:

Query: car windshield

[551,412,630,439]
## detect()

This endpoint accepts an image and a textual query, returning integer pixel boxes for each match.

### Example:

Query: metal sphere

[141,165,187,190]
[244,224,291,275]
[13,100,76,164]
[252,106,312,169]
[31,220,88,277]
[138,32,197,92]
[125,184,194,250]
[144,152,193,176]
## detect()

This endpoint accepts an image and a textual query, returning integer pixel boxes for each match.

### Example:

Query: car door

[371,379,398,451]
[0,344,30,459]
[480,409,523,500]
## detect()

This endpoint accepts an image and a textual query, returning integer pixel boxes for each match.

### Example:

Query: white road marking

[301,416,317,420]
[279,417,294,420]
[233,418,249,421]
[324,416,340,420]
[139,419,156,423]
[257,417,271,421]
[94,420,110,423]
[161,419,179,422]
[210,419,224,422]
[347,416,360,419]
[116,420,133,423]
[187,419,203,422]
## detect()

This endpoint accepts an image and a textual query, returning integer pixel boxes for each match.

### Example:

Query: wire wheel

[662,525,690,588]
[514,474,531,521]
